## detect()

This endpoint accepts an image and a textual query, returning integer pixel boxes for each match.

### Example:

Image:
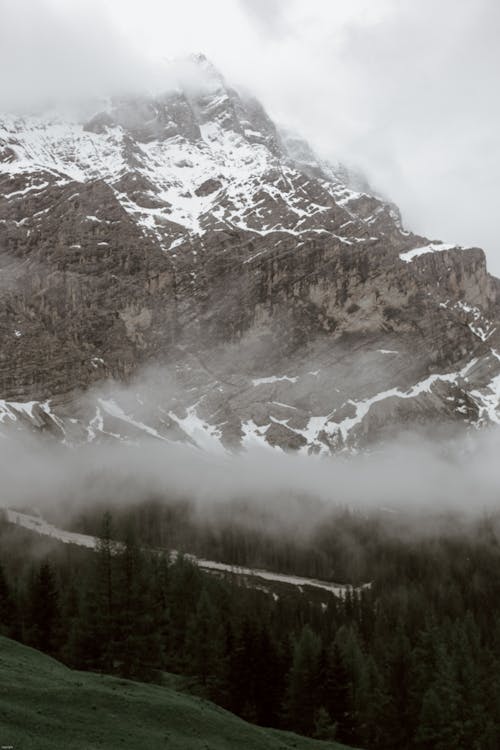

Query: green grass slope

[0,637,356,750]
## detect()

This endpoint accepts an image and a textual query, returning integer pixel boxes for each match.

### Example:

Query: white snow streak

[399,242,458,262]
[4,509,362,598]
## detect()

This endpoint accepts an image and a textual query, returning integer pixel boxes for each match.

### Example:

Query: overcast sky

[2,0,500,273]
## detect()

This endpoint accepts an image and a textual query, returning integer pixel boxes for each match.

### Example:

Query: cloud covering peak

[1,0,500,274]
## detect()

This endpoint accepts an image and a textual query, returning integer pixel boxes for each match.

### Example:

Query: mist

[2,415,500,540]
[0,2,213,110]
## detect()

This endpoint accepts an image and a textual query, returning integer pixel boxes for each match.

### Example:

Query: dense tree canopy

[1,507,500,749]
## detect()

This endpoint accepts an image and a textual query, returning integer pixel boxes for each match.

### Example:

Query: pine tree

[166,555,203,671]
[93,511,117,670]
[416,686,445,749]
[362,655,392,750]
[383,621,413,747]
[72,582,103,670]
[321,642,351,739]
[253,625,284,726]
[114,526,161,680]
[27,561,59,654]
[284,625,322,735]
[185,587,223,690]
[415,641,463,750]
[313,706,337,741]
[0,561,13,635]
[335,625,366,744]
[226,616,258,718]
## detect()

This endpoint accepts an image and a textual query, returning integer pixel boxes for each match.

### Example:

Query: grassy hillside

[0,636,355,750]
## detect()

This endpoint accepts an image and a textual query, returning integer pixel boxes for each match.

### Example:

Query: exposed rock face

[1,55,500,452]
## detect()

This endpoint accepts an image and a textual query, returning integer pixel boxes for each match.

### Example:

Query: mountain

[1,53,500,453]
[0,635,354,750]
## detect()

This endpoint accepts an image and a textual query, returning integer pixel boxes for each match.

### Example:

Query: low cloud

[2,417,500,540]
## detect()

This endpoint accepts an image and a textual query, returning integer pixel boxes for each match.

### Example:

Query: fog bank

[1,425,500,538]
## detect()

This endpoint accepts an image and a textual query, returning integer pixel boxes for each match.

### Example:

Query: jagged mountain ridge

[1,54,500,453]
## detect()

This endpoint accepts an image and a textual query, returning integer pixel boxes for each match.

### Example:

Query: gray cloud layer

[2,424,500,533]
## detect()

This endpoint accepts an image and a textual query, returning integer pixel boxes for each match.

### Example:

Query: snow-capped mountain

[1,54,500,453]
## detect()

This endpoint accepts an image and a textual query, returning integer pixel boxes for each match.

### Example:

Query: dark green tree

[27,561,59,654]
[284,625,322,735]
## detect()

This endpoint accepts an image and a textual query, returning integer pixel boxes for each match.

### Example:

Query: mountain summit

[1,55,500,452]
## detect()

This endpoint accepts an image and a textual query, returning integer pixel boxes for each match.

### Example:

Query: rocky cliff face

[1,55,500,452]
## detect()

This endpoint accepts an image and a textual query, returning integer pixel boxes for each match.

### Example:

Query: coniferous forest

[1,506,500,750]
